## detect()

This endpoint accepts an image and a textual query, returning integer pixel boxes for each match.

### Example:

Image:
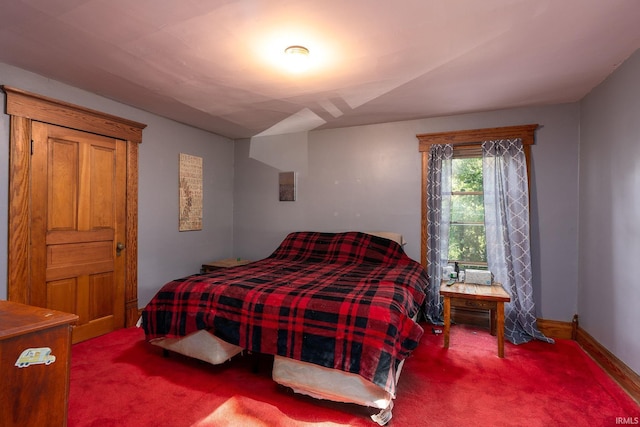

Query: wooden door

[30,122,126,343]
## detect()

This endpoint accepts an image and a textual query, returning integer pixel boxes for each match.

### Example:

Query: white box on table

[464,269,492,285]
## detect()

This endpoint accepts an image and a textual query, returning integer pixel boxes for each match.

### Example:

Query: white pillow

[364,231,407,246]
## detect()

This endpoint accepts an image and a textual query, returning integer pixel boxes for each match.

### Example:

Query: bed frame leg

[370,401,393,426]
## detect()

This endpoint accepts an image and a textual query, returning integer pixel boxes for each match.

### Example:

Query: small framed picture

[179,153,203,231]
[279,171,296,201]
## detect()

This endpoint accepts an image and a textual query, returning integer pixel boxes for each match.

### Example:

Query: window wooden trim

[417,124,538,267]
[417,124,537,150]
[2,85,146,327]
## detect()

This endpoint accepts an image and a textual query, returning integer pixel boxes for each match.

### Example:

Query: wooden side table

[201,258,251,273]
[0,300,78,426]
[439,280,511,358]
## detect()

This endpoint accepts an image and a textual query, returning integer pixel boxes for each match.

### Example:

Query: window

[449,156,487,270]
[418,125,544,337]
[417,124,538,268]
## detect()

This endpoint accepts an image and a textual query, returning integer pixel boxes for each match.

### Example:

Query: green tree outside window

[449,157,487,269]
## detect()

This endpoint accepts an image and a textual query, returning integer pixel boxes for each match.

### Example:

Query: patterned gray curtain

[482,139,553,344]
[424,144,453,324]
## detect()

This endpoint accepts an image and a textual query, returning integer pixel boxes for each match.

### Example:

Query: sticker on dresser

[15,347,56,368]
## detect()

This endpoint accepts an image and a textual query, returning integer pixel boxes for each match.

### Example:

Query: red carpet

[68,325,639,426]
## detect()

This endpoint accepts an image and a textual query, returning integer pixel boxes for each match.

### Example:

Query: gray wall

[234,103,581,322]
[0,63,235,307]
[579,49,640,374]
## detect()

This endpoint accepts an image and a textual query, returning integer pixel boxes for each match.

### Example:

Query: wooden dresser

[0,300,78,426]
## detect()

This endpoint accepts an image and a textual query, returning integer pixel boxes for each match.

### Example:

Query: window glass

[452,157,483,192]
[451,194,484,222]
[448,157,487,268]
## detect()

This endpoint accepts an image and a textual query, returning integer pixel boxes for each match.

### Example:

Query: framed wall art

[279,171,296,201]
[179,153,203,231]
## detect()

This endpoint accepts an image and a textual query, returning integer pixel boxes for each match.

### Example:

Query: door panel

[91,273,115,319]
[46,240,114,280]
[89,146,116,228]
[31,122,126,343]
[47,138,79,230]
[47,278,77,315]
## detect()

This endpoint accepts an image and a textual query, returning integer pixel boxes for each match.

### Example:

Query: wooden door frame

[2,86,146,327]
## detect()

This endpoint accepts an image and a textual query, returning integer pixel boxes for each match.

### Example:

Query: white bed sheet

[272,355,401,409]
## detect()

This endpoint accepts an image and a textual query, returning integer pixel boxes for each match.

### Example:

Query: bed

[141,231,428,424]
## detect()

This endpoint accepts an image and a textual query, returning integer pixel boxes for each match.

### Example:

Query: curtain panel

[482,139,553,344]
[424,144,453,324]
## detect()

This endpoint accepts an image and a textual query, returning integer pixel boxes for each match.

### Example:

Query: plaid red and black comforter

[142,231,428,396]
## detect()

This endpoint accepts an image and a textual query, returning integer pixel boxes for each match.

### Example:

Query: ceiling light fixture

[285,45,309,56]
[284,45,310,73]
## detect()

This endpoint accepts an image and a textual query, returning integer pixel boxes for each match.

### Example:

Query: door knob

[116,242,125,256]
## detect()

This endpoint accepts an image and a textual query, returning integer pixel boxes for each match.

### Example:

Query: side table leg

[443,296,451,349]
[490,308,497,336]
[497,301,505,358]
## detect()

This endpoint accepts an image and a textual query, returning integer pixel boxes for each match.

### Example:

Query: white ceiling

[1,0,639,139]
